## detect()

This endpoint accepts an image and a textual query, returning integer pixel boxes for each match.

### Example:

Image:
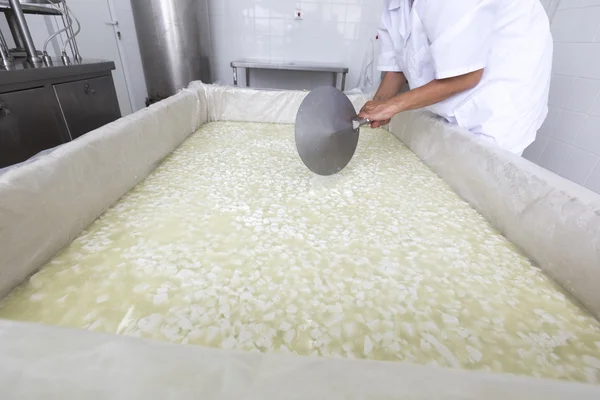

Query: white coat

[377,0,553,155]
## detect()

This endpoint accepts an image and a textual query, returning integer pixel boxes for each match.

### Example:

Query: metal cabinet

[0,87,70,168]
[54,76,121,139]
[0,60,120,169]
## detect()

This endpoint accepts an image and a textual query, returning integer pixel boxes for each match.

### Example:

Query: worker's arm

[366,72,407,128]
[374,71,407,101]
[358,69,484,127]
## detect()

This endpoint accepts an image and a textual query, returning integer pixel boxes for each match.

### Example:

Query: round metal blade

[295,86,359,176]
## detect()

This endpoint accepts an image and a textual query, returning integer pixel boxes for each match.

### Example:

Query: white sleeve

[377,2,402,72]
[416,0,497,79]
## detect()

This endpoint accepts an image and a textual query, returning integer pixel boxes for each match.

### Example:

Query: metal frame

[231,60,349,91]
[0,23,13,68]
[0,1,83,67]
[6,0,42,63]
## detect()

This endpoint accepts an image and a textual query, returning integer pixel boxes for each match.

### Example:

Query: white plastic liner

[1,319,599,400]
[389,111,600,317]
[187,81,370,125]
[0,92,198,300]
[0,82,599,398]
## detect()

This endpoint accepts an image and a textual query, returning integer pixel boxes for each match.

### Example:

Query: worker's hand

[369,118,391,129]
[358,99,399,128]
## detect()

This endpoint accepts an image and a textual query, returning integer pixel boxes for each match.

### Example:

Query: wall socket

[294,9,303,20]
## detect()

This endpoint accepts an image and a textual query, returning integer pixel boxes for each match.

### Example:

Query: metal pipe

[42,50,52,66]
[5,12,25,50]
[61,50,70,65]
[7,0,42,63]
[40,2,69,57]
[43,19,71,53]
[61,4,80,55]
[70,19,81,61]
[56,4,75,58]
[0,29,14,68]
[0,28,9,51]
[60,2,80,61]
[43,1,74,55]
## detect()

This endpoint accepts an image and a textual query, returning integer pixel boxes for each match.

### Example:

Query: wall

[3,0,382,108]
[524,0,600,194]
[539,0,560,20]
[208,0,384,90]
[108,0,148,112]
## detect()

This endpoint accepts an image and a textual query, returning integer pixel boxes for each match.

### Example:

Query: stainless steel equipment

[0,24,13,68]
[230,60,349,91]
[20,0,63,3]
[0,59,120,168]
[7,0,41,63]
[0,0,81,66]
[131,0,212,105]
[55,0,80,63]
[0,0,62,59]
[0,1,120,168]
[295,86,370,176]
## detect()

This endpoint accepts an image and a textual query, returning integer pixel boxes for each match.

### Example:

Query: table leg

[332,72,337,88]
[233,67,238,86]
[341,73,347,91]
[246,68,250,87]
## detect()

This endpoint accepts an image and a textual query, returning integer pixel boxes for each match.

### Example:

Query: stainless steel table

[230,60,349,91]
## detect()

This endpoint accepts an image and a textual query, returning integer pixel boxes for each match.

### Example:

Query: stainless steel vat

[131,0,212,105]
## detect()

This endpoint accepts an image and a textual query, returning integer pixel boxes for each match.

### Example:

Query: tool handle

[352,117,371,130]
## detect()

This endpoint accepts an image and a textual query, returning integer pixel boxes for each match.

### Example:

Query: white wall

[208,0,384,90]
[524,0,600,194]
[108,0,148,112]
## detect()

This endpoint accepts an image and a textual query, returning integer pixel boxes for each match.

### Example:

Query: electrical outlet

[294,9,303,20]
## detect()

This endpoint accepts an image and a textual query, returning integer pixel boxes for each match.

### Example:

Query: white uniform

[377,0,553,154]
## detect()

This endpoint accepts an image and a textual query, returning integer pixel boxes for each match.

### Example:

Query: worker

[357,0,552,155]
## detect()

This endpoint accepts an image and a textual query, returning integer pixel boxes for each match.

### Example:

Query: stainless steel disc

[294,86,360,176]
